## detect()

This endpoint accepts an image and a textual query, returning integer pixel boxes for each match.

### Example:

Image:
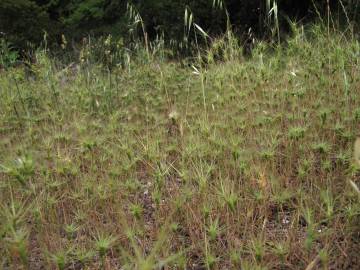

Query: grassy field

[0,26,360,269]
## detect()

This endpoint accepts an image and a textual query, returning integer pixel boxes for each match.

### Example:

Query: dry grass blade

[304,255,320,270]
[354,138,360,166]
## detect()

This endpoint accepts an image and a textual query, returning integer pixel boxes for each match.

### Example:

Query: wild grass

[0,24,360,269]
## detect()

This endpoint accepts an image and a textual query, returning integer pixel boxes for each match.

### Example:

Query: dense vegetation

[1,1,360,270]
[1,0,359,49]
[1,23,360,269]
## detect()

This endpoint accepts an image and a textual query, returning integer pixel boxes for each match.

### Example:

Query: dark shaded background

[0,0,358,49]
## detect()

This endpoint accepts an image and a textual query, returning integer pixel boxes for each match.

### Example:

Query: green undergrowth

[0,26,360,269]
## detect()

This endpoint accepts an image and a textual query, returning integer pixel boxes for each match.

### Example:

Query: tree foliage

[0,0,358,48]
[0,0,53,47]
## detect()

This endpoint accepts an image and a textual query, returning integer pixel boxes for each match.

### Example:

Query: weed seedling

[319,248,330,269]
[320,189,335,219]
[271,241,289,264]
[206,217,220,241]
[219,181,238,212]
[50,249,70,270]
[319,109,331,126]
[312,142,331,154]
[288,126,306,140]
[5,228,29,268]
[251,238,266,262]
[73,247,95,267]
[130,203,143,219]
[204,253,217,269]
[64,223,79,239]
[94,232,117,268]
